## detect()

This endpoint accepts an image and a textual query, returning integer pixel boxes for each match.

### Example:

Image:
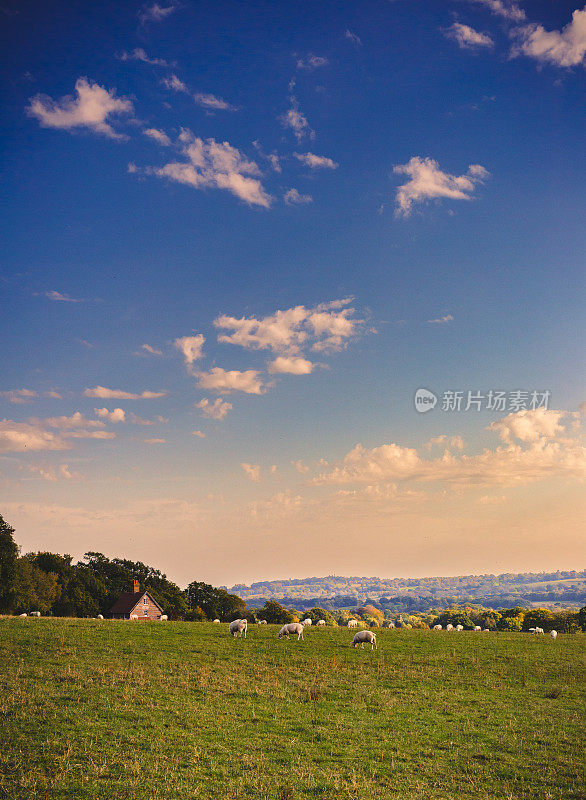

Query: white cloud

[511,8,586,68]
[95,407,126,423]
[268,356,314,375]
[393,157,489,217]
[284,188,313,205]
[144,437,166,444]
[174,334,205,366]
[139,2,177,24]
[161,74,188,93]
[215,298,362,355]
[153,131,273,208]
[119,48,169,66]
[314,409,585,488]
[196,368,265,395]
[192,430,206,438]
[296,54,329,70]
[25,463,79,482]
[144,128,171,146]
[280,96,314,141]
[470,0,526,22]
[345,29,362,46]
[291,459,310,474]
[445,22,494,49]
[44,290,83,302]
[428,314,454,324]
[27,78,134,139]
[196,397,233,420]
[1,389,39,404]
[84,386,167,399]
[241,463,261,482]
[193,92,237,112]
[426,435,465,450]
[141,344,163,355]
[488,408,568,443]
[294,152,338,169]
[0,413,117,453]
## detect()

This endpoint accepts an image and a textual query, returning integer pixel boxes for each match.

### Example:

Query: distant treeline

[1,513,585,632]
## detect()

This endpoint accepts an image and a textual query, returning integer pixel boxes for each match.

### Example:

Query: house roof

[108,590,164,615]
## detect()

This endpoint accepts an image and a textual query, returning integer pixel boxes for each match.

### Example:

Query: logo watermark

[414,389,550,413]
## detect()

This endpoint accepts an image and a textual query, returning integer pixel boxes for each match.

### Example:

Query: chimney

[133,579,140,594]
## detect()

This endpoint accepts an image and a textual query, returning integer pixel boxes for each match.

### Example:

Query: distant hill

[230,570,586,613]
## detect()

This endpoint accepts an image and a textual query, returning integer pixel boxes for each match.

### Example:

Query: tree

[523,608,555,632]
[305,608,337,626]
[186,580,245,621]
[12,556,59,614]
[0,513,19,612]
[578,606,586,632]
[257,599,293,625]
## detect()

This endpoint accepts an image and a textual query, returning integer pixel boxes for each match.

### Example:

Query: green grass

[0,619,584,800]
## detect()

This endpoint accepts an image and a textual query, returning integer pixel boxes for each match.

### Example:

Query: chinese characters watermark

[414,389,550,413]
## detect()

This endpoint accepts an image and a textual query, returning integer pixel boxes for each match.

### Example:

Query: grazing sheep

[229,619,247,638]
[352,630,377,650]
[18,613,27,618]
[347,619,358,628]
[301,618,312,626]
[433,624,443,630]
[97,614,104,620]
[160,615,168,621]
[259,619,267,625]
[455,624,464,631]
[482,628,489,632]
[446,623,454,631]
[213,619,221,623]
[130,614,138,619]
[534,627,545,635]
[474,625,481,631]
[278,623,305,640]
[550,630,557,640]
[30,611,41,617]
[316,619,326,627]
[385,621,395,629]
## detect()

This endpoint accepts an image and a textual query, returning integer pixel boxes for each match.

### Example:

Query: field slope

[0,619,584,799]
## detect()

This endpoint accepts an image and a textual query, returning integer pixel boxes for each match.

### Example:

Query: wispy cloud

[284,188,313,205]
[296,54,329,71]
[280,95,314,141]
[174,334,205,366]
[294,152,338,169]
[140,344,163,355]
[44,290,84,302]
[143,128,171,146]
[241,462,261,482]
[119,48,170,66]
[393,157,489,217]
[151,130,273,208]
[344,29,362,46]
[196,397,233,420]
[138,2,177,25]
[428,314,454,324]
[444,22,494,49]
[162,75,237,111]
[0,388,62,404]
[27,78,134,139]
[84,386,167,399]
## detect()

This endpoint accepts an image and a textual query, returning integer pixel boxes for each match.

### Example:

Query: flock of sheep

[225,616,558,647]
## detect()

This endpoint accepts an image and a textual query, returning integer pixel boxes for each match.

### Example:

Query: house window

[143,597,148,605]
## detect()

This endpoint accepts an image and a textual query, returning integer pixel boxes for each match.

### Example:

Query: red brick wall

[131,593,162,620]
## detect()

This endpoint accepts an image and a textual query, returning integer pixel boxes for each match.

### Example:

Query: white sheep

[433,624,442,630]
[18,613,27,618]
[482,628,489,632]
[213,619,221,623]
[301,618,312,626]
[160,615,168,621]
[316,619,326,627]
[30,611,41,617]
[229,619,247,638]
[278,623,304,640]
[386,621,395,629]
[130,614,138,619]
[455,624,464,631]
[550,630,557,640]
[352,630,377,650]
[528,628,536,633]
[446,623,454,631]
[259,619,267,625]
[474,625,481,631]
[347,619,358,628]
[533,627,545,635]
[97,614,104,620]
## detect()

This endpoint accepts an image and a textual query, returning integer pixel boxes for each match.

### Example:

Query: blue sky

[1,0,585,586]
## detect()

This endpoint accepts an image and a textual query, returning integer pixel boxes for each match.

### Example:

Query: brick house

[109,579,165,620]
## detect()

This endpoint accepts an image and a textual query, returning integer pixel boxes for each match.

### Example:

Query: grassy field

[0,619,584,800]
